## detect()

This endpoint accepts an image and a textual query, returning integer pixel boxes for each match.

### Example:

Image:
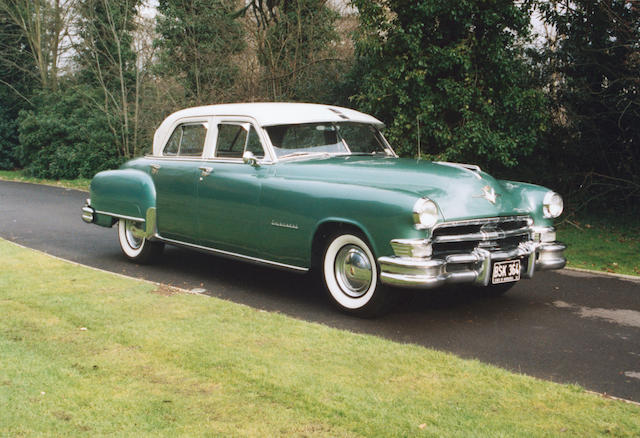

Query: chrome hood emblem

[475,185,499,204]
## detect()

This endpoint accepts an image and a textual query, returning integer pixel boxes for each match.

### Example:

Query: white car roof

[152,102,384,156]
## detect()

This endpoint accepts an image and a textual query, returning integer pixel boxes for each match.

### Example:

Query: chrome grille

[431,216,533,256]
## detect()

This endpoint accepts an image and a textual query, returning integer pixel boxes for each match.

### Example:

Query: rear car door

[152,118,210,243]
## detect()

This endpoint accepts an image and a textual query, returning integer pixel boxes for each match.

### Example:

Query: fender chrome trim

[94,210,146,223]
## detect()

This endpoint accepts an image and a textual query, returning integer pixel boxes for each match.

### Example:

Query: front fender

[90,168,156,225]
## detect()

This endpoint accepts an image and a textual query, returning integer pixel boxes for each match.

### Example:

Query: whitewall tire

[117,219,164,263]
[322,233,391,316]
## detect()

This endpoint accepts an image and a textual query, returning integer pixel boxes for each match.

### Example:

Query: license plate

[492,259,521,284]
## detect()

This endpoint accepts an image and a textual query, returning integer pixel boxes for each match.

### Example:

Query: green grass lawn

[558,215,640,277]
[1,239,639,437]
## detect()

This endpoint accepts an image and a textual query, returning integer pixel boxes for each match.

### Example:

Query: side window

[162,122,208,157]
[246,126,265,159]
[164,127,181,156]
[215,123,265,159]
[180,124,207,156]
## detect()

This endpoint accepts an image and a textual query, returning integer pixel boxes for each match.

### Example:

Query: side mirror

[242,150,259,167]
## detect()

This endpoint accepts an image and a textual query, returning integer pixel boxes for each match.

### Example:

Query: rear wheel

[117,219,164,263]
[322,233,392,317]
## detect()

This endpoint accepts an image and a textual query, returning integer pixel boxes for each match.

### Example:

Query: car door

[152,118,210,243]
[196,118,272,257]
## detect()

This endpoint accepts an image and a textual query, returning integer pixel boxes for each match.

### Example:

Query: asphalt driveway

[1,179,639,402]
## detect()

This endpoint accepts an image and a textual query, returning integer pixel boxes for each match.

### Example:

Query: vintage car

[82,103,566,315]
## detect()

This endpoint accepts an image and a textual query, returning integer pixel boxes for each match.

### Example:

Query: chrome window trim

[211,116,276,162]
[142,155,276,165]
[152,115,397,163]
[161,117,212,158]
[263,121,398,162]
[156,235,309,272]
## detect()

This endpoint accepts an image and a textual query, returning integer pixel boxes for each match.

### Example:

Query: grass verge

[0,170,90,191]
[558,214,640,277]
[1,239,639,437]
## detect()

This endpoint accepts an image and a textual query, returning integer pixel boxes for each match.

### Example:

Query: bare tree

[75,0,140,157]
[0,0,75,93]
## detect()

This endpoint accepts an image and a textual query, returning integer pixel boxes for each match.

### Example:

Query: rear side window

[163,122,208,157]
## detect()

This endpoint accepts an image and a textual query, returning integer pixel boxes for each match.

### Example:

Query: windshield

[264,122,394,159]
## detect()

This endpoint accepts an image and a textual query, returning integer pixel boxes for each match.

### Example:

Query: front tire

[117,219,164,264]
[322,233,392,317]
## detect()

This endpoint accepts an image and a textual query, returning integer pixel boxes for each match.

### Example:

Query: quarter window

[163,122,208,157]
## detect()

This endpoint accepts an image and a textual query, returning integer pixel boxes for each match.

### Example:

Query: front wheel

[117,219,164,264]
[322,233,392,317]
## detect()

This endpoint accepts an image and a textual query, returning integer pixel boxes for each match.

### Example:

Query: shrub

[17,86,123,179]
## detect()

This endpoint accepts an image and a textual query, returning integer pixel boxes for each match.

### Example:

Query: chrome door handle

[198,166,213,177]
[150,164,160,175]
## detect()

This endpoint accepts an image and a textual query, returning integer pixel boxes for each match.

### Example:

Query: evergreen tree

[539,0,640,205]
[0,9,36,169]
[348,0,548,170]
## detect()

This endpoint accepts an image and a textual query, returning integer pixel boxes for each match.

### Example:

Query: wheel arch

[310,218,377,270]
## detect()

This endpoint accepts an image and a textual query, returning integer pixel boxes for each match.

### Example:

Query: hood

[274,156,536,221]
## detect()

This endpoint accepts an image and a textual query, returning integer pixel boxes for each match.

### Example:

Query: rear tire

[117,219,164,264]
[322,233,393,317]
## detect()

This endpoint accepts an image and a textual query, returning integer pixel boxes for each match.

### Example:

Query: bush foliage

[17,87,123,179]
[347,0,548,171]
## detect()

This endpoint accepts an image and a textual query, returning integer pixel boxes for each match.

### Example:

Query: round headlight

[413,198,440,229]
[543,192,563,218]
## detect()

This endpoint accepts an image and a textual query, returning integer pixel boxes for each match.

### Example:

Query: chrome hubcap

[125,221,144,250]
[334,244,373,298]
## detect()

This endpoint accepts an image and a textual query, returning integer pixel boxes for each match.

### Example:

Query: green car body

[82,103,566,315]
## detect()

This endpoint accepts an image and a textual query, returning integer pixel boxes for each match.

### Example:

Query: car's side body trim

[155,235,310,273]
[95,210,145,223]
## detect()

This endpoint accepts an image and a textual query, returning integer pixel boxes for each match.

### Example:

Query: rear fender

[90,169,157,236]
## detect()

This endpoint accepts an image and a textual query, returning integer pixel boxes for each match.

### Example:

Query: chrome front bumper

[378,240,566,289]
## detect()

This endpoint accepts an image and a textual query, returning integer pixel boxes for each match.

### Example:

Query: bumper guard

[378,239,566,289]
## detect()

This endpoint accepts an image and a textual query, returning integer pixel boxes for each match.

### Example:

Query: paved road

[1,180,639,401]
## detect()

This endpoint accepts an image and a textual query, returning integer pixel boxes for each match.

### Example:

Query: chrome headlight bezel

[413,198,440,230]
[543,191,564,218]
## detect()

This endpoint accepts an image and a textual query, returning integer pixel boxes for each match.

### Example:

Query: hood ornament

[474,185,499,204]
